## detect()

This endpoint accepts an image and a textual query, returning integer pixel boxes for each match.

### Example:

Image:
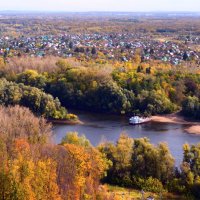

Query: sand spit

[151,114,200,135]
[151,114,187,124]
[184,126,200,135]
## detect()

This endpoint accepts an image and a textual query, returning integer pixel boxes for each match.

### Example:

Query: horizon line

[1,10,200,13]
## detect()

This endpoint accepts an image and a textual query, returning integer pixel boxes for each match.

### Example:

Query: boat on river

[129,116,151,125]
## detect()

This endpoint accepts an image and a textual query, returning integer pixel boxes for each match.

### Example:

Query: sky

[0,0,200,12]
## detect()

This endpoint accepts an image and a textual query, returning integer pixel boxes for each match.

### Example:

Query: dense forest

[0,105,200,200]
[0,106,109,200]
[0,56,200,119]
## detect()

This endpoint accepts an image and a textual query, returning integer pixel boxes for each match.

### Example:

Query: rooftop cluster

[0,32,200,65]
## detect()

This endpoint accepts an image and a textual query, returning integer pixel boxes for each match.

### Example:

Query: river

[53,110,200,165]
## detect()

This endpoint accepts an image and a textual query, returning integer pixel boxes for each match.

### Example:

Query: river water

[53,110,200,165]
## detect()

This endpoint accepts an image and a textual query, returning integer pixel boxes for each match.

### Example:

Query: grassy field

[106,185,187,200]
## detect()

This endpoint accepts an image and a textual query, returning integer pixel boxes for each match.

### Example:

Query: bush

[66,113,78,120]
[167,178,186,194]
[136,177,164,193]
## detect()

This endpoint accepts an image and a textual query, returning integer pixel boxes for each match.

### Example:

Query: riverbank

[151,114,187,124]
[185,126,200,135]
[48,119,83,125]
[151,114,200,135]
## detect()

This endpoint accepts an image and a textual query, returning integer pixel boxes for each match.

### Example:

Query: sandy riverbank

[151,115,186,124]
[151,113,188,124]
[151,114,200,135]
[184,126,200,135]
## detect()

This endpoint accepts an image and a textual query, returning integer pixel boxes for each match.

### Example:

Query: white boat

[129,116,151,125]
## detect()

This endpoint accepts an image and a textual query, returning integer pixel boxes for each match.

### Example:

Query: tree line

[1,57,199,119]
[0,76,77,120]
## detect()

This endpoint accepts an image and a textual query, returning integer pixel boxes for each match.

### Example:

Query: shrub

[134,177,164,193]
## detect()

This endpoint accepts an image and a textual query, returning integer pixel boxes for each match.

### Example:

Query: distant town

[0,32,200,65]
[0,12,200,66]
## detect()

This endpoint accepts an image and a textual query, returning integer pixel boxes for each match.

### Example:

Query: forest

[1,13,200,37]
[0,105,200,200]
[0,56,200,119]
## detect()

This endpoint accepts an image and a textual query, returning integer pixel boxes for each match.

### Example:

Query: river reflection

[53,110,200,165]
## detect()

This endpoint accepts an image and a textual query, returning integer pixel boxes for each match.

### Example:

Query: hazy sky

[0,0,200,12]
